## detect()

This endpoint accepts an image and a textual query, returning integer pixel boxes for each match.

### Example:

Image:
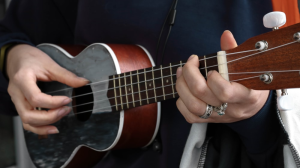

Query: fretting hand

[6,44,89,135]
[176,30,269,123]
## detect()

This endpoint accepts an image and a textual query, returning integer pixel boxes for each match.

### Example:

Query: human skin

[5,30,269,135]
[176,30,269,123]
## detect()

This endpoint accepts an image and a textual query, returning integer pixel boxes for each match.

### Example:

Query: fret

[118,74,123,110]
[180,60,183,67]
[169,63,175,98]
[113,75,118,111]
[204,55,208,76]
[137,70,142,106]
[144,68,149,104]
[199,53,218,78]
[152,67,157,102]
[123,73,129,109]
[130,71,135,107]
[160,65,165,100]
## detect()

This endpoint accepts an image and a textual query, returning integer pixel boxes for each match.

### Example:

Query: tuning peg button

[277,95,293,111]
[263,11,286,29]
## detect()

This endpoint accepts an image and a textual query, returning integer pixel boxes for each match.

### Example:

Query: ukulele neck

[107,52,225,111]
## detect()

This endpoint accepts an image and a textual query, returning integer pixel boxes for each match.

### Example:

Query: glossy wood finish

[106,44,158,149]
[226,23,300,90]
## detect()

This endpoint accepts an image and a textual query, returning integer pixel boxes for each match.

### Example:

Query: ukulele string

[70,71,274,116]
[65,39,297,100]
[71,83,177,108]
[68,69,299,114]
[46,47,263,97]
[45,48,262,94]
[46,40,297,97]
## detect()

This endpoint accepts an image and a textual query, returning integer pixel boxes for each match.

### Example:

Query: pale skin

[6,30,269,135]
[176,30,269,123]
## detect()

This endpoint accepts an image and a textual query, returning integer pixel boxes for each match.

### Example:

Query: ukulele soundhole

[72,85,94,122]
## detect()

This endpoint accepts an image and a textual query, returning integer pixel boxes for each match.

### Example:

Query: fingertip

[63,97,72,104]
[47,127,59,134]
[176,67,183,78]
[221,30,238,51]
[78,77,90,83]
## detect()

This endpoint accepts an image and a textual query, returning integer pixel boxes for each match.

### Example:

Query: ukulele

[25,19,300,168]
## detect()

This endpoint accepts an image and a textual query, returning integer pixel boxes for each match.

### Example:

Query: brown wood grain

[107,44,158,149]
[226,23,300,90]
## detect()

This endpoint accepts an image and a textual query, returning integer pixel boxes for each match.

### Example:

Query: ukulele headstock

[225,21,300,90]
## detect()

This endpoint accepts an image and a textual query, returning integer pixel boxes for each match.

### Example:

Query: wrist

[1,43,18,80]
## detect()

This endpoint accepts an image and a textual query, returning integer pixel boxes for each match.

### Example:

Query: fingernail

[58,106,71,117]
[47,128,59,134]
[176,67,182,78]
[63,98,72,104]
[207,71,213,77]
[187,55,196,61]
[79,77,90,83]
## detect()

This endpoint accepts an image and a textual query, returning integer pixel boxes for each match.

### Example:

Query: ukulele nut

[293,32,300,42]
[255,41,268,51]
[259,72,273,84]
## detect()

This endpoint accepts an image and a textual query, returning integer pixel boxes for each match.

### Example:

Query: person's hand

[6,44,89,135]
[176,30,269,123]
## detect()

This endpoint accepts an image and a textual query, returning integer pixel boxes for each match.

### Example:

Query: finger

[23,123,59,135]
[220,30,238,51]
[48,64,89,88]
[207,70,251,103]
[176,98,203,123]
[17,73,72,108]
[176,75,209,116]
[182,55,222,106]
[12,91,71,126]
[176,67,183,78]
[177,98,219,123]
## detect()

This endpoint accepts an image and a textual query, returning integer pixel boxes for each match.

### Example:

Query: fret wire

[137,70,142,106]
[113,75,118,111]
[124,73,129,108]
[71,73,179,100]
[204,55,208,77]
[180,60,183,67]
[130,71,135,107]
[144,68,149,104]
[160,65,165,100]
[170,63,175,98]
[118,74,123,110]
[47,46,283,95]
[152,67,157,102]
[73,83,177,109]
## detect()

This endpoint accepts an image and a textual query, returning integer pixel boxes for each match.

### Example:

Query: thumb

[49,65,89,88]
[220,30,238,51]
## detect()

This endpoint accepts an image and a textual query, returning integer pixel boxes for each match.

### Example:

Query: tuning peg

[263,11,286,30]
[277,89,293,111]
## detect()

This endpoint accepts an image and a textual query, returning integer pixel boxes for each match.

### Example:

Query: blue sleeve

[225,90,280,167]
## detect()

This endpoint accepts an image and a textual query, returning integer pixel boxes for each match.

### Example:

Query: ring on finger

[199,104,213,119]
[213,103,228,116]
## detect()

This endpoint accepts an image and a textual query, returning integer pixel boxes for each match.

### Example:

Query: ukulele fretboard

[107,53,218,111]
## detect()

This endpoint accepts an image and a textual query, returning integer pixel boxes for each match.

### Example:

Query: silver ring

[213,103,228,116]
[200,104,213,119]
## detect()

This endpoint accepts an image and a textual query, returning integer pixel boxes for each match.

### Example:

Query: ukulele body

[24,43,160,168]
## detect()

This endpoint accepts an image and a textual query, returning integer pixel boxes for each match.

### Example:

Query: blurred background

[0,1,35,168]
[1,0,300,168]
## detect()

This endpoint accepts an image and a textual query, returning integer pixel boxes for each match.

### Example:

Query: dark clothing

[0,0,282,167]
